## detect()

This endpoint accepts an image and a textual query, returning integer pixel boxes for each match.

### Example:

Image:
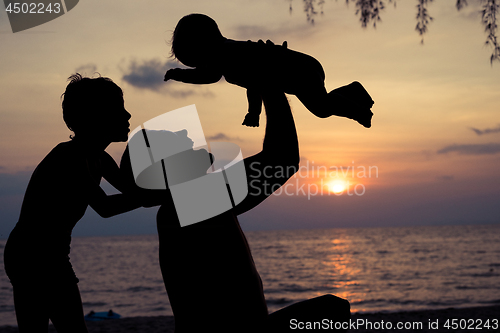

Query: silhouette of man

[121,92,350,332]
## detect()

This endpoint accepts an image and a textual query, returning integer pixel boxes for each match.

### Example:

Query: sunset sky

[1,0,499,237]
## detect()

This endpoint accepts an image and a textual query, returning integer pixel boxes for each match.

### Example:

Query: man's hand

[164,68,183,82]
[255,39,288,49]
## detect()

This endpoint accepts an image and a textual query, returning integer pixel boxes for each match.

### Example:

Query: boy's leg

[49,283,89,333]
[12,283,51,332]
[265,294,350,332]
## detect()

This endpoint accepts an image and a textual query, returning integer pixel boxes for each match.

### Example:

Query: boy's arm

[87,152,161,217]
[86,175,143,219]
[164,67,222,84]
[101,151,127,193]
[118,147,168,208]
[87,186,143,218]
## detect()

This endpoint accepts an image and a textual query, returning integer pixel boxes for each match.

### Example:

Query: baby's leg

[295,85,355,119]
[296,84,373,128]
[242,89,262,127]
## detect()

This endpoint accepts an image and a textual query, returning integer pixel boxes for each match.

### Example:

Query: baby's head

[171,13,224,67]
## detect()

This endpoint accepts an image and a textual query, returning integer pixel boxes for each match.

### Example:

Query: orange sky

[0,0,499,236]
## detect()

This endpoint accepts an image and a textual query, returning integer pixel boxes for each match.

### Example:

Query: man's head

[123,129,214,190]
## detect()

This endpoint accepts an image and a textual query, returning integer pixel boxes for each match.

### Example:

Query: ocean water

[1,224,500,326]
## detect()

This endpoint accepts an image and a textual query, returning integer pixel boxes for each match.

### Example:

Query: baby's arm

[240,40,287,127]
[242,89,262,127]
[164,67,222,84]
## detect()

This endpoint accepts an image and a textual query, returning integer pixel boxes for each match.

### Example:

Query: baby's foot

[353,108,373,128]
[333,81,374,128]
[351,81,374,109]
[242,112,260,127]
[335,81,374,109]
[341,100,373,128]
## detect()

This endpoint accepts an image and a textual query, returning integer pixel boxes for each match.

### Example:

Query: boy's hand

[140,189,168,208]
[164,68,182,81]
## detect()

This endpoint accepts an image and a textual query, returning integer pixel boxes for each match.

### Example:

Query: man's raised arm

[233,92,300,216]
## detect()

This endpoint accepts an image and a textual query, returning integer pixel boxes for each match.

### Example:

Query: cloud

[231,22,317,43]
[121,58,214,98]
[75,63,98,75]
[122,59,172,91]
[436,175,454,181]
[437,143,500,155]
[206,132,242,142]
[455,0,482,21]
[232,25,275,40]
[469,124,500,136]
[0,171,31,197]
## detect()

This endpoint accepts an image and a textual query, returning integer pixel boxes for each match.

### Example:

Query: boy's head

[62,73,130,141]
[171,14,224,67]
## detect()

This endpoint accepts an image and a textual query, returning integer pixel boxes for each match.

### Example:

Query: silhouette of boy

[3,74,157,333]
[164,13,374,128]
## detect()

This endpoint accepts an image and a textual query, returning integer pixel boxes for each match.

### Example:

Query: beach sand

[350,305,500,332]
[0,305,498,332]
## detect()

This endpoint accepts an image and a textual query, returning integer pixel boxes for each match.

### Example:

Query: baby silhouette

[164,13,374,128]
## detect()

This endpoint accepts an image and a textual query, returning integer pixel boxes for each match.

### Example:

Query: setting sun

[326,179,348,194]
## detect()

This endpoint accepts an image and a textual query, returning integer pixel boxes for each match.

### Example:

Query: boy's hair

[171,14,224,67]
[61,73,123,139]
